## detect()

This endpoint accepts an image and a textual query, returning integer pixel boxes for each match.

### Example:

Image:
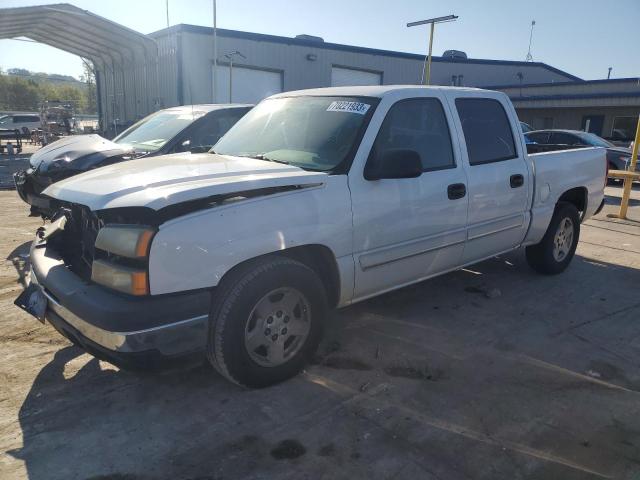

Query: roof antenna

[525,20,535,62]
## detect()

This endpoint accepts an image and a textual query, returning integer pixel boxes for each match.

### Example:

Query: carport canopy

[0,3,157,67]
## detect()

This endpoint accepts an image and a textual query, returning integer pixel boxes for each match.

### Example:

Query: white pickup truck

[18,86,606,387]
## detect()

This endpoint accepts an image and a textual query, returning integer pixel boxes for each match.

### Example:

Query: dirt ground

[1,185,639,480]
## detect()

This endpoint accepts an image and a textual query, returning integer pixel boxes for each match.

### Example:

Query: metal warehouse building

[150,24,580,107]
[494,78,640,141]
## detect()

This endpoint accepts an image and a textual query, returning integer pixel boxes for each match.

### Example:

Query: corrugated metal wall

[95,36,178,135]
[166,28,577,106]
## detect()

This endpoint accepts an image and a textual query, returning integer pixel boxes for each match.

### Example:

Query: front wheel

[526,202,580,275]
[207,256,327,388]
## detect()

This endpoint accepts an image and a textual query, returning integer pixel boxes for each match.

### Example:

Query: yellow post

[614,115,640,219]
[425,22,435,85]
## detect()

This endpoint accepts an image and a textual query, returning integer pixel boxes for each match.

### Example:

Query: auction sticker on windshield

[327,101,371,115]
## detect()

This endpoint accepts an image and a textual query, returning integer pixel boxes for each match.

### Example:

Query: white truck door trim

[359,227,467,270]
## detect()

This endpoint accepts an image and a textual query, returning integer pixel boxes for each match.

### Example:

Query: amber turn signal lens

[135,229,155,258]
[91,259,149,296]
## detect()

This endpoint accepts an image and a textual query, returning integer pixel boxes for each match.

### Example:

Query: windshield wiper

[240,153,291,166]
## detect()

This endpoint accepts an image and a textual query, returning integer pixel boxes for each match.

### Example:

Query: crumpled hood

[43,153,327,211]
[29,134,133,170]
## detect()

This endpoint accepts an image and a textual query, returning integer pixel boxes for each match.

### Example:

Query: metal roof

[487,77,640,90]
[0,3,157,66]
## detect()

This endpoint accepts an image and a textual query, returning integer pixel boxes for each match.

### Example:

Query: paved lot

[1,186,639,480]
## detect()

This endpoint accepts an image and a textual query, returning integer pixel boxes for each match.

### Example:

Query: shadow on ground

[6,241,32,288]
[7,249,640,479]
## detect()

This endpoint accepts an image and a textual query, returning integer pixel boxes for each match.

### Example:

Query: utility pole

[607,67,612,79]
[407,15,458,86]
[166,0,169,28]
[223,51,246,103]
[525,20,535,61]
[212,0,217,102]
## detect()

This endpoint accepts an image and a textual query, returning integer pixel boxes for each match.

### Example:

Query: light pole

[212,0,217,102]
[525,20,536,62]
[407,15,458,86]
[223,50,246,103]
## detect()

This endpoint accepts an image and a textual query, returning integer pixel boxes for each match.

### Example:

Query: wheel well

[277,245,341,308]
[558,187,587,216]
[216,245,341,307]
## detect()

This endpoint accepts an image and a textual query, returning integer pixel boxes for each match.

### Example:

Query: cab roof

[270,85,488,99]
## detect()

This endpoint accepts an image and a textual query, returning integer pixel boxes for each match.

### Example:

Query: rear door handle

[447,183,466,200]
[510,174,524,188]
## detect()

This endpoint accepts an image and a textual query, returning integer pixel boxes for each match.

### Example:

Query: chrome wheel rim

[244,287,311,367]
[553,217,574,262]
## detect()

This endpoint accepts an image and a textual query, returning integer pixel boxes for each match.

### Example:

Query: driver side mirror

[365,149,423,181]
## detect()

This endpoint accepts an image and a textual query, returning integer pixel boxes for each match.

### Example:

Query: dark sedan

[14,104,251,217]
[525,129,637,173]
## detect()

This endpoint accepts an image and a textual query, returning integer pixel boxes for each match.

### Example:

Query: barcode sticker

[326,101,371,115]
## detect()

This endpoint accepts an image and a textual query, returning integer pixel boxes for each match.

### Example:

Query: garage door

[214,65,282,104]
[331,67,382,87]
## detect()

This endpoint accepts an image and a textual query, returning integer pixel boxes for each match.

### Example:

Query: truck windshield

[213,96,376,172]
[114,110,205,152]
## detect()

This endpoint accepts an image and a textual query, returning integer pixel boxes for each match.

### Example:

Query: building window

[543,117,554,129]
[611,116,638,141]
[451,75,464,86]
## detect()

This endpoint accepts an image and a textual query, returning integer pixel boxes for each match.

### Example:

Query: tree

[0,68,97,114]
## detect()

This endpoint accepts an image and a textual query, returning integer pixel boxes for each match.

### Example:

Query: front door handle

[447,183,466,200]
[510,174,524,188]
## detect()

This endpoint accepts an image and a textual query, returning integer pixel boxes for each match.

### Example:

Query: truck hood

[29,134,133,170]
[43,153,327,211]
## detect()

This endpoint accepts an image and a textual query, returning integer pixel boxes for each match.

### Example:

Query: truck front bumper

[28,238,211,370]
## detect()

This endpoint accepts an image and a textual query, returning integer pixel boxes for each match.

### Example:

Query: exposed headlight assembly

[92,225,156,295]
[95,225,155,258]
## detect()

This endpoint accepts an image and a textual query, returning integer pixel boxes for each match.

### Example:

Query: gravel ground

[0,186,639,480]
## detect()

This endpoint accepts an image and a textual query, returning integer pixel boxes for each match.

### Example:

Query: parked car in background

[519,121,534,133]
[520,122,535,144]
[18,86,606,387]
[525,129,637,173]
[0,113,40,133]
[14,104,252,217]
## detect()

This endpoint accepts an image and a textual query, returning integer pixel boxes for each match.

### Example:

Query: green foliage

[0,71,97,114]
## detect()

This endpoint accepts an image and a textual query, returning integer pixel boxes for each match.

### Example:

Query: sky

[0,0,639,81]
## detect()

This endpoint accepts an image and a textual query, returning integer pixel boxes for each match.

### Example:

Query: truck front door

[349,94,469,301]
[450,95,530,264]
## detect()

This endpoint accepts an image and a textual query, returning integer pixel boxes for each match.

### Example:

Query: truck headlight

[92,225,156,295]
[95,225,155,258]
[91,259,148,296]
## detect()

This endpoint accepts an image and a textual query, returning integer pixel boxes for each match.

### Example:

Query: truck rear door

[448,93,531,263]
[349,93,469,300]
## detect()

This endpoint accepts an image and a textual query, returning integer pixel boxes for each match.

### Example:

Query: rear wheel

[207,256,327,388]
[526,202,580,275]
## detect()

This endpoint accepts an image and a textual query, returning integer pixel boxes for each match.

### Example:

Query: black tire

[207,256,327,388]
[526,202,580,275]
